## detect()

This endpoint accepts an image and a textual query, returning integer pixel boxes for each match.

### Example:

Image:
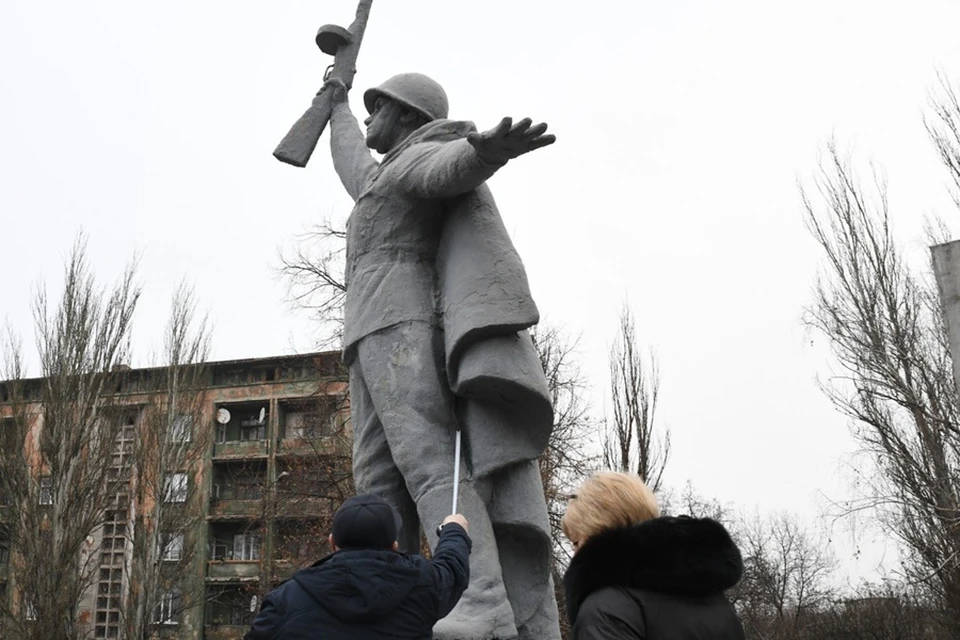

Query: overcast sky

[3,0,960,581]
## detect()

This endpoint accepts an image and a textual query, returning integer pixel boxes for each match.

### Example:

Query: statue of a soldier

[326,72,560,640]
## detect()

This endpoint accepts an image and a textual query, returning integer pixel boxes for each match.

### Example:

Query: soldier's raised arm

[396,117,555,200]
[327,79,378,202]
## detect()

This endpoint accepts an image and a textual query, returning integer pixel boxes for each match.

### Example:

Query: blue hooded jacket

[244,523,470,639]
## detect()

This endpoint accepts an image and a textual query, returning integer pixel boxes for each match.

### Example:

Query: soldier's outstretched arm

[396,117,555,200]
[327,79,378,202]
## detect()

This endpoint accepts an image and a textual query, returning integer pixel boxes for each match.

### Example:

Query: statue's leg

[348,358,420,553]
[487,461,562,640]
[355,322,519,640]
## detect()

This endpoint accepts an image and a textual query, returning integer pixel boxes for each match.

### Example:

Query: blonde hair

[562,471,660,546]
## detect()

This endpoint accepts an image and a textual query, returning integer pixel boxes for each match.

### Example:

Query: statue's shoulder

[409,119,477,144]
[382,119,479,167]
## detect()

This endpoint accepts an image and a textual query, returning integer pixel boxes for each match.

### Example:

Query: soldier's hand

[467,117,556,165]
[442,514,469,533]
[322,78,349,104]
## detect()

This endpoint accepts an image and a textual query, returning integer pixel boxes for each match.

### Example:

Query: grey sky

[3,0,960,580]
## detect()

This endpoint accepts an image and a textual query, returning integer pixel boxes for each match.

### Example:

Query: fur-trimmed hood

[563,516,743,623]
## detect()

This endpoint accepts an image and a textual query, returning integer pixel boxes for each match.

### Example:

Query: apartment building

[0,350,352,639]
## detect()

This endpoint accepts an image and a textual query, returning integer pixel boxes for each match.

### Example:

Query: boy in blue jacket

[245,493,471,640]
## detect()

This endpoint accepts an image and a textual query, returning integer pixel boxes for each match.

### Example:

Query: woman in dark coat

[562,472,745,639]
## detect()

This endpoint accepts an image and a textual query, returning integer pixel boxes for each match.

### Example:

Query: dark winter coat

[244,523,470,640]
[563,516,745,640]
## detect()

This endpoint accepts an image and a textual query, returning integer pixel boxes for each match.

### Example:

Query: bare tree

[602,303,670,490]
[277,218,347,349]
[121,283,211,638]
[0,237,140,640]
[926,72,960,210]
[659,480,731,523]
[803,139,960,631]
[530,324,600,640]
[734,512,836,639]
[532,324,599,563]
[657,485,838,640]
[811,581,947,640]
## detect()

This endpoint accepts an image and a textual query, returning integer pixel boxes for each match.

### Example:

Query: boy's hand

[438,513,469,535]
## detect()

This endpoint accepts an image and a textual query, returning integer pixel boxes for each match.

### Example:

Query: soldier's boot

[419,483,519,640]
[515,574,562,640]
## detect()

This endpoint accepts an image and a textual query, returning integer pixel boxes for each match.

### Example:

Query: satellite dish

[258,407,266,424]
[250,595,258,612]
[216,408,231,425]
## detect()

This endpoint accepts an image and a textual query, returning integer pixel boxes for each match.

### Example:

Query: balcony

[209,483,263,519]
[208,497,262,520]
[207,560,260,580]
[204,626,249,640]
[275,397,346,458]
[273,496,334,519]
[271,559,298,583]
[210,460,266,520]
[275,436,340,456]
[208,526,262,583]
[205,585,258,637]
[213,402,270,460]
[213,440,267,460]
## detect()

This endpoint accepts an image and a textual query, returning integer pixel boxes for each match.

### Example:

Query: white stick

[452,429,461,515]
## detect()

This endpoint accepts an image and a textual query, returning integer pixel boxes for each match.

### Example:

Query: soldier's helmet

[364,73,449,122]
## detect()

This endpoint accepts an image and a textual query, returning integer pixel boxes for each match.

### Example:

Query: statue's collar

[381,119,477,165]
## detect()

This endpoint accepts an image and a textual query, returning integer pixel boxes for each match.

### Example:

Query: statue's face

[364,97,404,154]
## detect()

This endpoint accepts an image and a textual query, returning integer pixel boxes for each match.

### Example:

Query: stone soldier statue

[326,72,560,640]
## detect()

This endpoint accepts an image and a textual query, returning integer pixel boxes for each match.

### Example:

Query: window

[239,408,267,442]
[38,476,52,505]
[212,369,245,386]
[162,534,184,561]
[0,541,9,565]
[239,423,265,442]
[207,587,257,626]
[235,478,262,501]
[286,410,334,439]
[284,397,340,439]
[0,417,17,454]
[163,473,187,503]
[250,368,275,382]
[25,600,36,621]
[211,542,230,560]
[152,590,180,625]
[233,533,261,561]
[169,415,192,443]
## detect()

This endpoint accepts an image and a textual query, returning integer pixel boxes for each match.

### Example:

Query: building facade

[0,351,352,639]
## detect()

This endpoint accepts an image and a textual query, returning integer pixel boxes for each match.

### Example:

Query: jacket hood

[293,549,422,621]
[563,516,743,623]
